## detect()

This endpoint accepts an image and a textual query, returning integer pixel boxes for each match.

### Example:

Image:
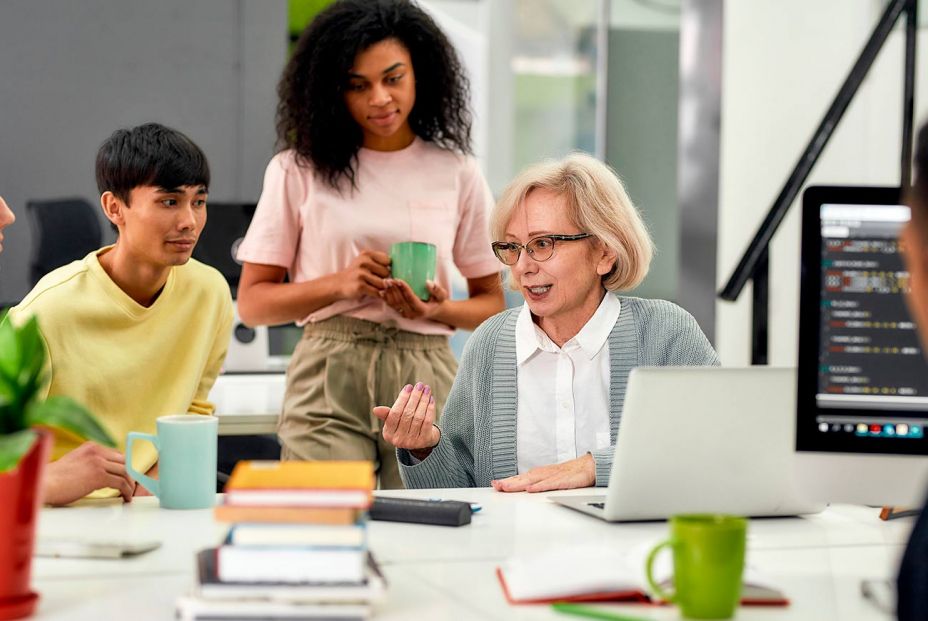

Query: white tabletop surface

[31,487,911,620]
[209,373,283,435]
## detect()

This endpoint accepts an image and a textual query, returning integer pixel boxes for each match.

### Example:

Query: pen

[551,602,652,621]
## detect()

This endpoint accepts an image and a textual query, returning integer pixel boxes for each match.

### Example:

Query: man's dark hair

[95,123,210,204]
[277,0,473,190]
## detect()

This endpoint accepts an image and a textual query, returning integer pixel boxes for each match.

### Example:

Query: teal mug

[390,241,437,301]
[126,414,218,510]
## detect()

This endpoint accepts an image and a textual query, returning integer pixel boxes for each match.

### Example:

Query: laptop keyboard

[587,502,606,510]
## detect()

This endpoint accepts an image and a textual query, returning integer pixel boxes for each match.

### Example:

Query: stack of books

[177,460,382,621]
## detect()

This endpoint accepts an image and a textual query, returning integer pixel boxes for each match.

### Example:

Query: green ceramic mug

[390,241,437,301]
[126,414,218,510]
[646,514,747,619]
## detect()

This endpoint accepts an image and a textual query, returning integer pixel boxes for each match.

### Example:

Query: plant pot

[0,431,51,620]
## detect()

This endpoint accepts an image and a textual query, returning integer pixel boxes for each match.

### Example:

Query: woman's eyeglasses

[491,233,592,265]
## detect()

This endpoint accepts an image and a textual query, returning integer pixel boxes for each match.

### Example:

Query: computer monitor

[796,185,928,506]
[192,202,256,298]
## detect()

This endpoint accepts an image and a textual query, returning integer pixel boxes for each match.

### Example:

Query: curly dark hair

[277,0,473,190]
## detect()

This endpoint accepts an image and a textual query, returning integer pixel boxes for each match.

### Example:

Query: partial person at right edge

[374,153,719,492]
[895,122,928,621]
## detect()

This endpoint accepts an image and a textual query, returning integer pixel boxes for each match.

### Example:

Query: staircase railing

[718,0,918,364]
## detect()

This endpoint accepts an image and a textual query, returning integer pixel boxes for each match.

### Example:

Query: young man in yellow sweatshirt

[8,123,233,505]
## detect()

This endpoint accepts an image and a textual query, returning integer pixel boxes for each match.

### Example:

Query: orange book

[225,460,375,492]
[214,503,363,525]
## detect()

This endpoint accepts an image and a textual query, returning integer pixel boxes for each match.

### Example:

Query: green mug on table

[126,414,218,510]
[646,514,747,619]
[390,241,437,301]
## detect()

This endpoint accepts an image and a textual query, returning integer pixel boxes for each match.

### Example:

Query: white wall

[421,0,491,178]
[716,0,928,365]
[423,0,515,196]
[0,0,286,303]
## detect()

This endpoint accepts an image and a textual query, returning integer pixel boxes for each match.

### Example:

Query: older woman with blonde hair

[373,153,718,491]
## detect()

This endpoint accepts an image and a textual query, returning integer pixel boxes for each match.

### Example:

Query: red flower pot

[0,431,51,620]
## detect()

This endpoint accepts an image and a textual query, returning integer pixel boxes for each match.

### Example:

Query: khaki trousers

[278,316,457,489]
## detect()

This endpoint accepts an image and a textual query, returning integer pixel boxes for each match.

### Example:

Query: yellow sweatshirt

[9,247,233,490]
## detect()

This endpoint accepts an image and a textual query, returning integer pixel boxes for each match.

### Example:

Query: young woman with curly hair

[236,0,504,488]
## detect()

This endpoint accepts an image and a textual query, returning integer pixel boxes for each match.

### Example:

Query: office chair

[191,202,256,298]
[27,198,102,285]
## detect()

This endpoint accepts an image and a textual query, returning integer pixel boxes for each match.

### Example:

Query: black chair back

[27,198,102,285]
[191,202,256,298]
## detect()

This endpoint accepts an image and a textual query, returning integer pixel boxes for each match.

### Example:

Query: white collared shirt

[514,293,620,474]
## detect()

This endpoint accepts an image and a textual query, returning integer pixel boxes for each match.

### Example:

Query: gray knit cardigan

[397,296,720,489]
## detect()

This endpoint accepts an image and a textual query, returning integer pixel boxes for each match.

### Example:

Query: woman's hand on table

[491,454,596,493]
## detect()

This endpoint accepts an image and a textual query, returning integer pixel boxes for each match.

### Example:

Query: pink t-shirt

[236,138,500,335]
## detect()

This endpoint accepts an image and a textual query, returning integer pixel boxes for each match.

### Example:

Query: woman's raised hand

[372,382,441,452]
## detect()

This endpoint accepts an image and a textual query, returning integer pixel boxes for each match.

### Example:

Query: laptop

[551,367,825,521]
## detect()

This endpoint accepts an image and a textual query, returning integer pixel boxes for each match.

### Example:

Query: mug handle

[646,539,678,603]
[126,432,160,497]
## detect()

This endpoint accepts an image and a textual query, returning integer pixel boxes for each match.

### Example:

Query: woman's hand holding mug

[381,278,448,320]
[338,250,391,301]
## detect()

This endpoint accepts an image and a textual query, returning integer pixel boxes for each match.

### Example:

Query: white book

[228,523,366,548]
[226,489,371,508]
[217,546,366,584]
[195,549,385,604]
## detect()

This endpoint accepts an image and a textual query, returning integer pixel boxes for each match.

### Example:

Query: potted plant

[0,315,116,620]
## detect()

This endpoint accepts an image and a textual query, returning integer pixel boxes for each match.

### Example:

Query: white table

[31,488,911,620]
[209,373,283,436]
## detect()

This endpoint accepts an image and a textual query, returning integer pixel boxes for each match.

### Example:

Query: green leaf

[0,381,13,409]
[14,317,45,391]
[0,317,20,381]
[25,397,116,448]
[0,429,37,473]
[0,315,113,468]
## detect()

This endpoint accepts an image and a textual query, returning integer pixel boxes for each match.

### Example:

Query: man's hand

[491,454,596,493]
[338,250,391,300]
[381,278,448,320]
[134,462,158,496]
[372,382,441,454]
[43,442,134,506]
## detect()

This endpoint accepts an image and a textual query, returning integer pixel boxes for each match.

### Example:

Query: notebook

[496,543,788,606]
[550,367,825,521]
